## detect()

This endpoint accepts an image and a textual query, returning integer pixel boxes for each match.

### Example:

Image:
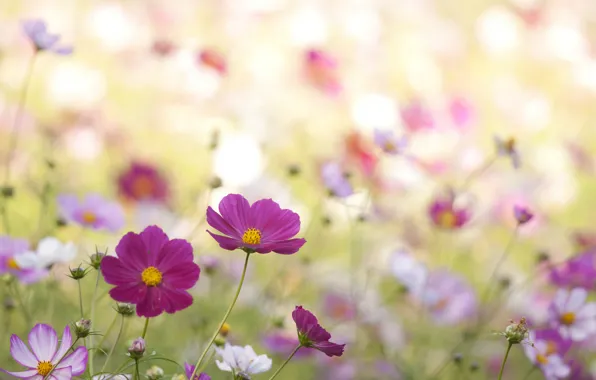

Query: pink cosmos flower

[262,332,312,358]
[198,49,227,75]
[428,192,471,230]
[57,193,125,232]
[184,363,211,380]
[0,236,47,284]
[1,324,87,379]
[549,252,596,289]
[514,205,534,225]
[118,162,169,203]
[448,96,475,130]
[400,100,434,132]
[101,225,201,318]
[549,288,596,341]
[292,306,345,357]
[373,129,406,155]
[304,49,342,96]
[523,331,570,380]
[206,194,306,254]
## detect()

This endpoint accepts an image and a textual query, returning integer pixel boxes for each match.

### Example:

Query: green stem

[88,270,101,376]
[267,345,302,380]
[134,359,140,380]
[141,317,150,340]
[43,338,79,379]
[100,315,125,373]
[96,313,118,349]
[498,343,513,380]
[11,281,32,326]
[77,280,84,318]
[189,251,251,380]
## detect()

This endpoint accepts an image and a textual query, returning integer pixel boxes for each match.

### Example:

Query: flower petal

[251,200,301,241]
[566,288,588,312]
[0,369,39,378]
[207,207,241,238]
[28,324,58,361]
[49,366,72,380]
[56,194,79,222]
[292,306,319,334]
[139,225,169,265]
[206,231,242,251]
[9,334,37,367]
[101,256,140,286]
[218,194,251,232]
[215,360,232,372]
[109,283,147,304]
[155,239,193,273]
[115,232,148,272]
[162,262,200,289]
[51,326,72,364]
[136,287,163,318]
[312,341,345,357]
[246,355,272,374]
[158,287,193,314]
[256,238,306,255]
[57,346,87,375]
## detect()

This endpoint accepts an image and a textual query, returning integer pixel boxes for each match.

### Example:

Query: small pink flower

[57,193,125,232]
[514,205,534,225]
[304,49,342,96]
[118,162,169,203]
[1,324,87,379]
[101,225,200,318]
[428,192,471,230]
[400,100,434,132]
[198,49,227,75]
[292,306,345,357]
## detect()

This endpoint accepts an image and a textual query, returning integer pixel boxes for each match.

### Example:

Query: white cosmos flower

[549,288,596,341]
[523,331,570,380]
[15,237,77,269]
[215,343,272,378]
[389,249,428,296]
[92,375,131,380]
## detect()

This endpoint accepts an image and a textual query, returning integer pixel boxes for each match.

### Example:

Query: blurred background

[2,0,596,378]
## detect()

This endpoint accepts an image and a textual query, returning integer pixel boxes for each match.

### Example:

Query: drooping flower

[118,162,169,203]
[373,129,406,155]
[304,49,342,96]
[549,288,596,341]
[513,205,534,225]
[320,162,353,198]
[214,344,272,378]
[523,331,571,380]
[0,236,48,284]
[206,194,306,254]
[400,100,435,132]
[549,251,596,289]
[389,249,428,295]
[292,306,345,357]
[494,135,521,168]
[428,192,471,230]
[57,193,125,232]
[183,363,210,380]
[198,49,227,75]
[101,225,201,318]
[417,270,477,325]
[1,323,87,379]
[21,19,72,55]
[14,237,76,270]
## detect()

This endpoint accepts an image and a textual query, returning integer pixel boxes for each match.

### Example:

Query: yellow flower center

[82,211,97,224]
[141,266,163,286]
[438,211,457,228]
[560,312,576,326]
[545,340,558,356]
[37,361,53,376]
[7,257,20,270]
[132,176,154,198]
[242,228,262,245]
[384,141,396,152]
[219,322,231,336]
[536,354,549,365]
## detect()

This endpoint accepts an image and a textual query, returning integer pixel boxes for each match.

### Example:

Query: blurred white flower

[92,375,131,380]
[15,237,76,269]
[389,249,427,295]
[215,343,272,377]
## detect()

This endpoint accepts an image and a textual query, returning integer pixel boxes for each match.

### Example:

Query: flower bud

[214,336,226,347]
[200,256,220,275]
[128,337,146,359]
[115,303,135,317]
[74,319,92,338]
[4,297,15,311]
[146,365,164,380]
[219,323,230,337]
[469,362,480,372]
[514,205,534,225]
[171,375,185,380]
[89,250,106,270]
[453,353,463,364]
[1,186,14,198]
[502,317,529,344]
[56,218,67,227]
[287,164,301,177]
[69,266,87,280]
[209,176,222,189]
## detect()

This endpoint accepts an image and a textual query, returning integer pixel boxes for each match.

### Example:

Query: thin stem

[498,343,513,380]
[459,155,497,193]
[522,365,537,380]
[100,315,125,373]
[11,281,32,326]
[88,270,101,376]
[96,313,118,349]
[267,345,302,380]
[44,338,79,379]
[134,359,140,380]
[189,251,251,380]
[77,280,84,318]
[141,317,150,340]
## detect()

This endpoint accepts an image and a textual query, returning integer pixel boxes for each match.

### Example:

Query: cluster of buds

[501,317,530,344]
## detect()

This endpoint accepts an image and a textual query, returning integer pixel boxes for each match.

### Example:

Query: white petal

[37,237,62,257]
[578,303,596,319]
[215,360,232,372]
[569,325,589,342]
[247,355,272,374]
[14,252,41,269]
[552,288,569,311]
[51,326,72,364]
[565,288,587,312]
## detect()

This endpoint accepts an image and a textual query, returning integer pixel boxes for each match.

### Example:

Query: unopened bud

[56,218,67,227]
[272,317,284,328]
[209,176,222,189]
[69,266,87,280]
[89,250,106,270]
[469,362,480,372]
[1,186,14,198]
[214,336,226,347]
[4,297,15,311]
[514,205,534,225]
[115,303,135,317]
[128,337,145,359]
[146,365,164,380]
[219,323,230,337]
[453,353,463,364]
[74,319,92,338]
[287,164,301,177]
[502,317,529,344]
[201,256,220,275]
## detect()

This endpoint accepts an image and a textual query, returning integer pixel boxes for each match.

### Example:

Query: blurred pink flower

[400,100,434,132]
[304,49,342,96]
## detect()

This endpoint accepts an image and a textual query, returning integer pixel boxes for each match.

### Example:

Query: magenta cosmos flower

[292,306,345,357]
[400,100,435,132]
[428,193,471,230]
[184,363,211,380]
[57,193,125,232]
[206,194,306,254]
[118,162,169,203]
[21,19,72,55]
[101,225,200,318]
[1,324,87,379]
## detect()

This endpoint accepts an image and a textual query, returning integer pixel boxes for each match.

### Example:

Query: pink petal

[0,369,39,378]
[257,238,306,255]
[57,346,87,375]
[101,256,140,286]
[49,366,72,380]
[312,341,345,357]
[159,287,193,314]
[207,231,242,251]
[292,306,319,333]
[163,262,200,289]
[115,232,148,272]
[10,334,37,367]
[28,324,58,362]
[207,207,241,238]
[139,225,169,265]
[136,287,164,318]
[218,194,251,232]
[109,283,147,304]
[155,239,193,273]
[251,199,301,241]
[51,326,72,364]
